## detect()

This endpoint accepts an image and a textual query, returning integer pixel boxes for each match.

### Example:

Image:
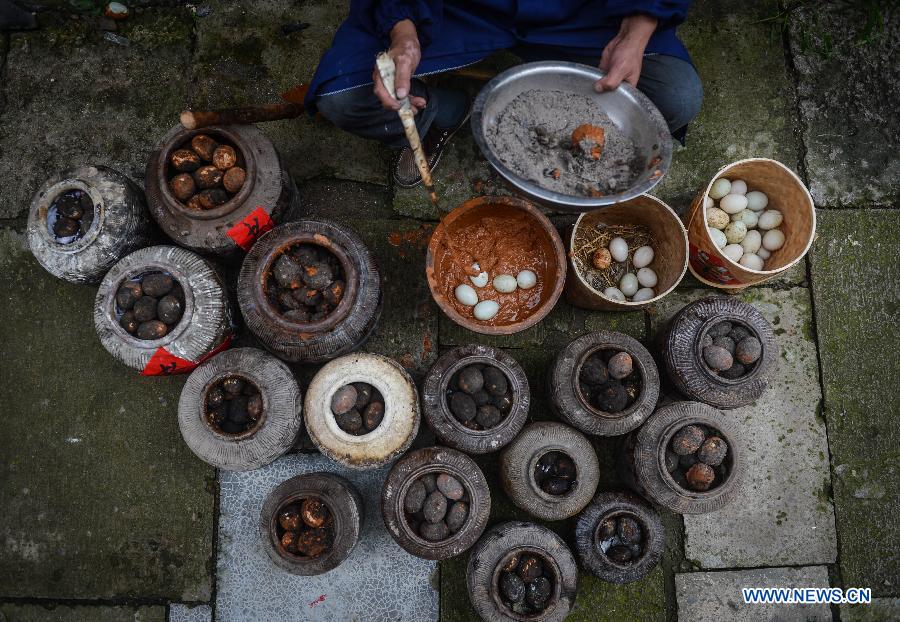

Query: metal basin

[471,61,672,212]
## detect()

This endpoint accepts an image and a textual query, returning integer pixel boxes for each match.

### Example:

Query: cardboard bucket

[565,194,688,311]
[685,158,815,288]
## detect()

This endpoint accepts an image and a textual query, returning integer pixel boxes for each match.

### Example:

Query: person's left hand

[595,14,658,91]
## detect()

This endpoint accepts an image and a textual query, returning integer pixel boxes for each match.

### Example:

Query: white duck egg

[632,287,655,302]
[704,195,714,209]
[720,193,749,215]
[762,228,785,251]
[492,274,518,293]
[725,221,747,244]
[741,229,762,254]
[619,273,639,297]
[730,179,748,195]
[469,270,489,288]
[745,190,769,211]
[757,247,771,260]
[473,300,500,321]
[757,210,784,230]
[709,178,732,200]
[709,227,727,248]
[739,253,764,271]
[516,270,537,289]
[609,237,629,263]
[723,244,744,263]
[454,284,478,306]
[706,207,729,230]
[632,245,655,269]
[603,287,626,302]
[637,267,658,288]
[732,209,759,229]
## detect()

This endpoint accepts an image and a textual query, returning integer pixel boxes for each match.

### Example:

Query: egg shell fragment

[516,270,537,289]
[709,178,731,200]
[632,246,655,269]
[493,274,517,293]
[720,194,749,215]
[609,237,629,263]
[473,300,500,321]
[454,284,478,306]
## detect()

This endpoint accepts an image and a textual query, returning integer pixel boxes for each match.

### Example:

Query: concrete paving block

[0,229,214,601]
[650,0,801,212]
[809,210,900,594]
[167,604,212,622]
[0,10,193,219]
[0,605,165,622]
[191,0,388,186]
[790,6,900,208]
[676,566,832,622]
[649,287,837,568]
[841,598,900,622]
[216,453,438,622]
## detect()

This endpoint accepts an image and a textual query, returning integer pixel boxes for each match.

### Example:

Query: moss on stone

[0,604,165,622]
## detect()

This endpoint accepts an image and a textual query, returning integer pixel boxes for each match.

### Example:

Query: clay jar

[382,446,491,560]
[259,472,363,575]
[466,521,578,622]
[93,245,232,374]
[574,491,664,584]
[178,347,303,470]
[422,345,529,454]
[659,296,778,409]
[238,220,381,364]
[499,422,600,521]
[304,353,419,469]
[146,124,300,255]
[27,165,150,284]
[549,331,659,436]
[618,401,745,514]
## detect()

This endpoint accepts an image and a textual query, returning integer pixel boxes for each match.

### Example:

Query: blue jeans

[316,52,702,148]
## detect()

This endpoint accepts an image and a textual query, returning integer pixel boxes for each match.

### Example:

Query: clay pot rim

[592,508,652,569]
[573,343,648,420]
[527,445,582,504]
[35,179,104,251]
[425,195,566,336]
[569,194,688,307]
[438,355,521,437]
[157,126,256,221]
[199,372,268,441]
[657,418,737,499]
[105,264,195,349]
[696,317,767,386]
[267,491,341,565]
[490,545,563,621]
[695,157,816,276]
[254,232,359,335]
[396,463,479,548]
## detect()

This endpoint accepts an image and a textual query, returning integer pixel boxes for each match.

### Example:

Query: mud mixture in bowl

[486,89,643,197]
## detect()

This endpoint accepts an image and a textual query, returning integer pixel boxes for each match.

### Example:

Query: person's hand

[373,19,427,113]
[595,14,658,92]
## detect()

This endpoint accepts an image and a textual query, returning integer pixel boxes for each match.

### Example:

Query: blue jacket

[305,0,692,112]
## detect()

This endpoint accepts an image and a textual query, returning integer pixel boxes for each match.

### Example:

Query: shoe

[392,103,472,189]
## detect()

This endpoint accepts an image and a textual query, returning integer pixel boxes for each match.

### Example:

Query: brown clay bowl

[425,196,566,336]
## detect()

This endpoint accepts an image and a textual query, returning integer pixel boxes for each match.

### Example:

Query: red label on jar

[226,207,274,251]
[141,336,233,376]
[689,242,741,285]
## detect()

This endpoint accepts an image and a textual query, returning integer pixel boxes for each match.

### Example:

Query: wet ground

[0,1,897,621]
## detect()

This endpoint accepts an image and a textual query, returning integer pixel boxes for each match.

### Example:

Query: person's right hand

[373,19,427,113]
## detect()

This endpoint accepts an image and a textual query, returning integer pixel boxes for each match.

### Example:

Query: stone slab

[167,604,212,622]
[216,453,438,621]
[841,598,900,622]
[649,287,837,568]
[0,229,214,601]
[651,0,801,213]
[0,9,193,219]
[191,0,388,186]
[808,209,900,595]
[790,5,900,208]
[0,604,165,622]
[676,566,832,621]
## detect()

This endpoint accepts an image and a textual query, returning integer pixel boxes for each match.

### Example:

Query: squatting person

[304,0,702,188]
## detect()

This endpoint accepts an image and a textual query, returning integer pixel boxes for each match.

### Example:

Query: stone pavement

[0,1,897,622]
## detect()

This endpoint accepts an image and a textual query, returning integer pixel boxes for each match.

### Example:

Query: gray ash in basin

[486,89,643,197]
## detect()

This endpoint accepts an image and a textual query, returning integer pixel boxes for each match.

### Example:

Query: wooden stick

[375,52,439,207]
[180,102,304,130]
